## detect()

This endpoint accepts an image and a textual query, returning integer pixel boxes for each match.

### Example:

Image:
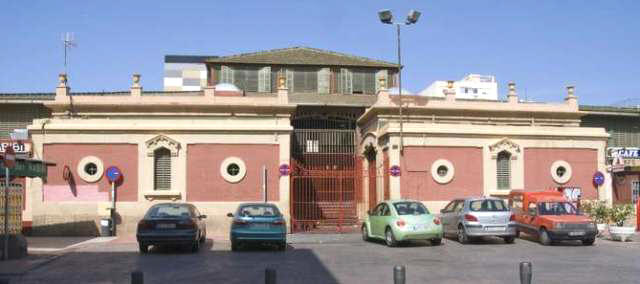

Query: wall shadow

[17,242,340,284]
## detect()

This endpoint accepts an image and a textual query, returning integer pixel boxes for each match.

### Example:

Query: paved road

[9,234,640,283]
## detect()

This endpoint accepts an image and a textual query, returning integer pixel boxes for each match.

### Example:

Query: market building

[0,47,613,236]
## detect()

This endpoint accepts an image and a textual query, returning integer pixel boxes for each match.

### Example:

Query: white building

[419,74,498,100]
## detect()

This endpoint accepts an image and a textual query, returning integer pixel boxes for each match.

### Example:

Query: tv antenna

[62,32,77,75]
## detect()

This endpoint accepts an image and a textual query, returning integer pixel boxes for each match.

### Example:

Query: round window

[431,159,455,184]
[76,156,104,183]
[550,160,572,184]
[437,165,448,177]
[556,166,566,178]
[220,157,247,183]
[227,164,240,176]
[84,163,98,176]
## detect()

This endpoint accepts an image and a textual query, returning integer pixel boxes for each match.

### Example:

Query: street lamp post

[378,9,421,155]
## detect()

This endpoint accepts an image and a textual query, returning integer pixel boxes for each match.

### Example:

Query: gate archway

[290,107,363,233]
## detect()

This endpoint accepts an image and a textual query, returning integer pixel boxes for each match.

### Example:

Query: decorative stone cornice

[489,138,520,159]
[146,135,181,157]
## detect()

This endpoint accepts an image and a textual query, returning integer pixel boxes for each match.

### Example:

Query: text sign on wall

[608,147,640,159]
[0,141,31,154]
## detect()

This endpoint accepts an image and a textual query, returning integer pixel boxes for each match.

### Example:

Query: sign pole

[111,181,116,236]
[3,167,9,261]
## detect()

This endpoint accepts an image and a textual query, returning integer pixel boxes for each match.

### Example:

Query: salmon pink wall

[524,148,598,199]
[43,144,138,202]
[401,146,483,201]
[187,144,279,201]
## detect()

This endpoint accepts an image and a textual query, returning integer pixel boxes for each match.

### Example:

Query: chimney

[277,74,288,104]
[507,81,518,104]
[55,73,69,101]
[375,76,391,105]
[131,74,142,96]
[444,80,456,102]
[565,85,577,108]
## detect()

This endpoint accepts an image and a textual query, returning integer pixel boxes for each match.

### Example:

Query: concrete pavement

[1,233,638,283]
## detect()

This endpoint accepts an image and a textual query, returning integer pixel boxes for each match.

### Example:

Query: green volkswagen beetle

[362,200,443,246]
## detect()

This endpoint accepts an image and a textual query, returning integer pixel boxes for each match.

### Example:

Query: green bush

[608,204,635,227]
[582,200,610,224]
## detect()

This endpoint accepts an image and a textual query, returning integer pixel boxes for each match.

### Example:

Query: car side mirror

[226,213,233,217]
[199,215,207,219]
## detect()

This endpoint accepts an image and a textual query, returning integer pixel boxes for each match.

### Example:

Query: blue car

[228,203,287,251]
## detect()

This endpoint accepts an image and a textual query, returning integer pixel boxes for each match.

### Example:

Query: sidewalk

[0,236,117,277]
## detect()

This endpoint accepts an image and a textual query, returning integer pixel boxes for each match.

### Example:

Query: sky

[0,1,638,105]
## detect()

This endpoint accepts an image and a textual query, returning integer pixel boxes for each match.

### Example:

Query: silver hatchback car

[440,197,517,244]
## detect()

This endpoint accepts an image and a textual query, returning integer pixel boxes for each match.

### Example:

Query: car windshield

[393,202,429,215]
[146,204,192,219]
[238,205,280,217]
[469,199,509,212]
[538,202,578,215]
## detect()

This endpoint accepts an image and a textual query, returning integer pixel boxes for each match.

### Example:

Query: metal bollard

[519,262,532,284]
[265,267,276,284]
[131,270,144,284]
[393,265,406,284]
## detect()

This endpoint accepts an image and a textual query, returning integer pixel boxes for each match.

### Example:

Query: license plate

[156,223,176,229]
[485,226,505,232]
[252,223,269,229]
[569,231,585,236]
[412,224,426,231]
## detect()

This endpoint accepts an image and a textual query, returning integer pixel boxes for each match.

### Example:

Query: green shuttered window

[497,151,511,190]
[154,148,171,191]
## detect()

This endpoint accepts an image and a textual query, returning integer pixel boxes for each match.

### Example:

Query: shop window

[632,181,640,204]
[497,151,511,190]
[154,148,172,190]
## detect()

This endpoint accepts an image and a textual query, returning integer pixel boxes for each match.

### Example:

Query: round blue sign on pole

[593,171,605,187]
[106,166,123,184]
[390,165,401,177]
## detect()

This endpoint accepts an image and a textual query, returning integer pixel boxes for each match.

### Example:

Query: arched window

[497,151,511,190]
[154,147,171,190]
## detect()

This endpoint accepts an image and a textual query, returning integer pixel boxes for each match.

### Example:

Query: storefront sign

[0,141,31,155]
[608,147,640,159]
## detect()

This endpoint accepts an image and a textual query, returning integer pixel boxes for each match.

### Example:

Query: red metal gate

[290,117,363,232]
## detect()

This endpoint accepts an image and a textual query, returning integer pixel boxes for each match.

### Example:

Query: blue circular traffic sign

[106,166,123,183]
[390,165,401,177]
[593,171,605,187]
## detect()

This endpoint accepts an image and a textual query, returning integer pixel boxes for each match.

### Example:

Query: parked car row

[135,190,598,253]
[363,190,597,247]
[136,202,286,253]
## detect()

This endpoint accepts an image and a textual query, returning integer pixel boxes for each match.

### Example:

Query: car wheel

[231,241,239,252]
[582,238,595,246]
[362,225,370,242]
[539,228,552,246]
[385,228,397,247]
[138,242,148,254]
[457,225,469,244]
[430,238,442,246]
[503,236,515,244]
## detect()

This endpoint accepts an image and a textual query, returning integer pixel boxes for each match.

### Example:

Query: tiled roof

[205,47,398,68]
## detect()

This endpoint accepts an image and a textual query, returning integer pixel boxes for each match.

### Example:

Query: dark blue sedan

[227,203,286,251]
[136,203,207,253]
